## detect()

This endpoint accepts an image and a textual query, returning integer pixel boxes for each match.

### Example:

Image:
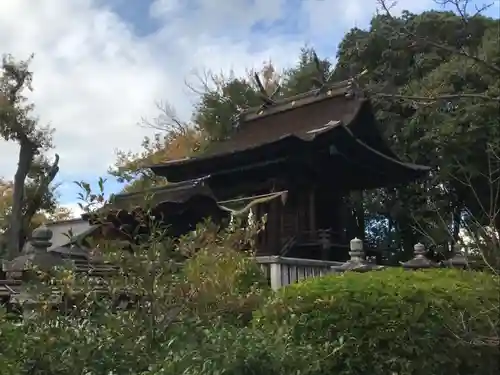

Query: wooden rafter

[254,73,281,111]
[311,52,334,95]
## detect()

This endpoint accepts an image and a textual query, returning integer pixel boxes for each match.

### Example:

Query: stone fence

[1,227,471,300]
[256,237,470,290]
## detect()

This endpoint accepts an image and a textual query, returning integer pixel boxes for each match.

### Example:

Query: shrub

[0,220,272,374]
[254,268,499,375]
[145,320,343,375]
[169,218,269,325]
[182,246,268,324]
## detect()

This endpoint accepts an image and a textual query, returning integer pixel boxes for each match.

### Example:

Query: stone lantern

[441,243,469,269]
[331,237,384,272]
[401,243,437,270]
[3,226,67,317]
[3,225,65,280]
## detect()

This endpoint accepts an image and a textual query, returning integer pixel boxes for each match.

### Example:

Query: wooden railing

[255,256,344,290]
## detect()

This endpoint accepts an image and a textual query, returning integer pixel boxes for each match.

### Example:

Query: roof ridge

[239,78,354,120]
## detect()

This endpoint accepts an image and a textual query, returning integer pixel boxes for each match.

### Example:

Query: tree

[0,55,60,258]
[111,61,282,191]
[189,69,261,141]
[331,2,499,258]
[383,0,500,234]
[0,180,13,249]
[110,102,204,192]
[331,0,499,346]
[0,178,72,259]
[281,47,333,96]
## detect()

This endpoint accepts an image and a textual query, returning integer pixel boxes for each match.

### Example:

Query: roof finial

[311,51,333,96]
[253,73,281,113]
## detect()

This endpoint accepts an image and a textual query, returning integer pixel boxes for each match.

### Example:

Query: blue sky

[0,0,498,216]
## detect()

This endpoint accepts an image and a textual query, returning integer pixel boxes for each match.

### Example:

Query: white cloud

[0,0,452,203]
[0,0,169,179]
[302,0,435,37]
[0,0,302,184]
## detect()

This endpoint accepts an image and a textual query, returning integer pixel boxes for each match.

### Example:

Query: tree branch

[374,92,500,102]
[23,154,60,223]
[377,0,500,75]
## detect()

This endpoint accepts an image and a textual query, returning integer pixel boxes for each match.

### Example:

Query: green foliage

[332,10,500,253]
[182,245,268,324]
[281,47,332,96]
[0,215,342,375]
[193,75,261,141]
[0,180,277,374]
[2,210,498,375]
[255,268,499,375]
[0,54,60,256]
[145,320,343,375]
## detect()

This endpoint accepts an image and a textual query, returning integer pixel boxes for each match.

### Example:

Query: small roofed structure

[84,178,232,242]
[1,225,117,311]
[3,225,114,278]
[87,178,287,244]
[149,79,428,195]
[113,78,430,261]
[30,218,101,258]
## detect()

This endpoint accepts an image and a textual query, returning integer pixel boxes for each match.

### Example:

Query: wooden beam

[218,190,288,205]
[210,157,288,178]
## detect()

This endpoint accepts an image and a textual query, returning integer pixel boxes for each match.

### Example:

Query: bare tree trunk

[7,140,35,258]
[19,154,60,250]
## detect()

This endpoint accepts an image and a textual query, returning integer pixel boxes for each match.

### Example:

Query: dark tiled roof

[203,82,360,157]
[150,81,361,171]
[110,177,215,210]
[82,177,227,239]
[142,78,430,189]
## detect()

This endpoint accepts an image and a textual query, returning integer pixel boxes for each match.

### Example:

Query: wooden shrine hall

[110,78,429,261]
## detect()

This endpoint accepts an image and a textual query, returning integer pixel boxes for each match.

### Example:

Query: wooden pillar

[270,199,282,255]
[255,204,264,252]
[308,187,316,236]
[262,202,273,255]
[319,229,331,260]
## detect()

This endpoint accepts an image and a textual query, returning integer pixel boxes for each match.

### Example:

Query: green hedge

[254,268,499,375]
[146,320,342,375]
[2,268,498,374]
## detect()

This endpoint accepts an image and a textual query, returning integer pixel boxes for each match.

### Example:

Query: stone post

[401,243,437,269]
[331,237,384,272]
[441,243,469,269]
[269,261,282,291]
